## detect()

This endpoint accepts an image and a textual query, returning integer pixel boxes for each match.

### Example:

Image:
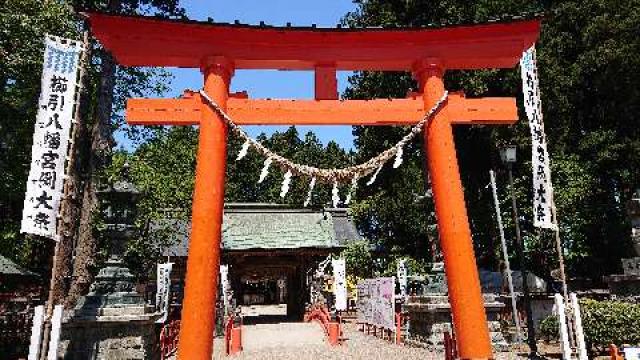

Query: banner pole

[489,170,522,343]
[549,193,574,347]
[39,31,89,360]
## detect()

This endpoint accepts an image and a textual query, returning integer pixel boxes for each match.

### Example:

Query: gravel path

[208,322,531,360]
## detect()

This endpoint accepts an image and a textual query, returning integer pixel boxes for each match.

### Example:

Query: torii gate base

[87,13,541,360]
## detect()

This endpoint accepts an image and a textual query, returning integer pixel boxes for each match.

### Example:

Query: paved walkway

[209,322,532,360]
[242,322,326,351]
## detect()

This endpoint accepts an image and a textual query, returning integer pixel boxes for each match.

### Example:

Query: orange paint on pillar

[176,57,233,360]
[417,63,493,359]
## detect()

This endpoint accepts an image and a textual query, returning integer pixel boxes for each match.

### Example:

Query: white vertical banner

[396,259,408,300]
[571,293,588,360]
[624,348,640,360]
[156,262,173,324]
[28,305,45,360]
[520,46,556,230]
[21,35,83,240]
[332,258,347,311]
[554,293,572,360]
[220,264,229,310]
[46,305,63,360]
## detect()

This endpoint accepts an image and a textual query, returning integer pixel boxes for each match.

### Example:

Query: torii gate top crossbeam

[86,12,540,71]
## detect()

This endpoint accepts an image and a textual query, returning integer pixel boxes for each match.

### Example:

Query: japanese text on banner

[156,262,173,324]
[332,258,347,311]
[520,46,556,230]
[20,35,83,240]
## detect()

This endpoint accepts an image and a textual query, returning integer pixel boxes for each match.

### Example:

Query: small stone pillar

[58,164,159,359]
[605,190,640,297]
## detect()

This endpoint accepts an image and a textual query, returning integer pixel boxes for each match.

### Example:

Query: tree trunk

[37,31,90,309]
[64,44,116,308]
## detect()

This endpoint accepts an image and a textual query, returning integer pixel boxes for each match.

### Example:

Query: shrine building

[158,203,361,320]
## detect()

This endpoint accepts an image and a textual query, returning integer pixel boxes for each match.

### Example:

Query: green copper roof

[222,208,336,250]
[158,203,361,256]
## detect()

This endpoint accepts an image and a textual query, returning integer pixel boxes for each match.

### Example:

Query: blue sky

[120,0,359,150]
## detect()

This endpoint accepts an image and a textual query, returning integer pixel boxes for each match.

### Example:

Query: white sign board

[156,262,173,323]
[332,258,347,311]
[624,348,640,360]
[356,277,395,329]
[46,305,63,360]
[397,259,408,299]
[520,46,556,230]
[554,294,572,360]
[220,264,229,310]
[28,305,45,360]
[21,35,83,240]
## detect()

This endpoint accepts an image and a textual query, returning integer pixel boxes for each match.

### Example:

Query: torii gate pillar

[178,57,233,359]
[416,62,493,359]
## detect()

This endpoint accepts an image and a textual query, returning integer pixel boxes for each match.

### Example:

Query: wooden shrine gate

[87,12,540,360]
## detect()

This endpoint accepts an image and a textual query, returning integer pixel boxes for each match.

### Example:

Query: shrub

[539,315,559,342]
[580,299,640,353]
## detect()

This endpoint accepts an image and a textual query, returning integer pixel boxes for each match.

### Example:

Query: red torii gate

[87,13,540,360]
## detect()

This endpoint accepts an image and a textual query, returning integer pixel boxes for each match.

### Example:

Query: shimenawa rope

[198,89,449,186]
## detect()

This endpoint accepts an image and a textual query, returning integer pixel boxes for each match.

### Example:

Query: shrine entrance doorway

[87,12,541,360]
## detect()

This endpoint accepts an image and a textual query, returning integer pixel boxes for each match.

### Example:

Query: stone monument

[606,189,640,297]
[59,164,159,359]
[403,263,508,351]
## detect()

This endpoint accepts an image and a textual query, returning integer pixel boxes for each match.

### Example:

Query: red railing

[444,330,458,360]
[160,320,180,359]
[358,311,408,345]
[224,314,242,355]
[304,304,342,345]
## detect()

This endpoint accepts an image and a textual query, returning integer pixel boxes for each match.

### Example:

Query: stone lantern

[604,189,640,297]
[60,163,159,359]
[86,163,142,304]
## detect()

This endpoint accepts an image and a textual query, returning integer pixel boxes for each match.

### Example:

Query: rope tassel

[258,157,273,183]
[366,163,384,186]
[197,89,448,186]
[393,146,404,169]
[332,181,341,208]
[280,170,293,198]
[304,177,317,207]
[236,140,250,160]
[345,176,359,205]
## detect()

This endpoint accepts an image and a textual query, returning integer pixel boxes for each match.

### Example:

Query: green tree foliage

[581,299,640,353]
[0,0,79,273]
[343,0,640,280]
[340,242,374,279]
[0,0,183,288]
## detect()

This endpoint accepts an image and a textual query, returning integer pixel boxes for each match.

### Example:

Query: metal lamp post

[500,145,538,355]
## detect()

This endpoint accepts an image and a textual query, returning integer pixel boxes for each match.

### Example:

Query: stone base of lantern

[58,303,159,360]
[58,260,160,359]
[402,294,508,352]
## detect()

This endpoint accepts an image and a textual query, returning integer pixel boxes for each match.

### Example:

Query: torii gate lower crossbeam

[128,59,515,360]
